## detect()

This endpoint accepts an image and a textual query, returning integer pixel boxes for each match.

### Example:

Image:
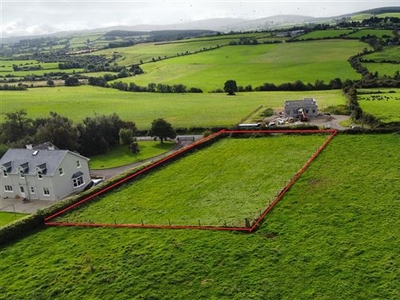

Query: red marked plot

[45,130,337,232]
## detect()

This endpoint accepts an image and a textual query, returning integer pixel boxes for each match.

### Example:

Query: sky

[1,0,399,37]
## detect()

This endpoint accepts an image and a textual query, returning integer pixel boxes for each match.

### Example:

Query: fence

[45,129,338,233]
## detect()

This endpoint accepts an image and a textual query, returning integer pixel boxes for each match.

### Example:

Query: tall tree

[224,80,238,95]
[148,118,176,143]
[35,112,79,150]
[0,109,35,144]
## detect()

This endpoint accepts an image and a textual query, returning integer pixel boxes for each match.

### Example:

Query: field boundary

[45,129,338,233]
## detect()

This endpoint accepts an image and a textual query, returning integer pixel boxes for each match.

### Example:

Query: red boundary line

[45,129,337,233]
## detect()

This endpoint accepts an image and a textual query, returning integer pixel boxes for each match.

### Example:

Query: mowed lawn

[1,134,400,299]
[358,89,400,122]
[0,212,28,227]
[55,135,330,227]
[1,86,346,129]
[118,40,367,91]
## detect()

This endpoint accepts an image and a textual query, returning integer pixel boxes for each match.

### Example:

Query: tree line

[0,110,178,158]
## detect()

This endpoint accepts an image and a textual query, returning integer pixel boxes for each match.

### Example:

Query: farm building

[284,98,319,118]
[0,144,90,201]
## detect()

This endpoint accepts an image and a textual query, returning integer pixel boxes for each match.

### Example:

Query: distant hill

[2,6,400,43]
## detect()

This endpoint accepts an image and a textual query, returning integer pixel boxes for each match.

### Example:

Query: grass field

[362,45,400,63]
[0,86,346,129]
[358,88,400,122]
[89,141,175,169]
[362,62,400,77]
[117,40,366,91]
[1,134,400,299]
[0,212,28,227]
[0,60,83,77]
[55,135,329,227]
[295,29,354,40]
[347,29,394,38]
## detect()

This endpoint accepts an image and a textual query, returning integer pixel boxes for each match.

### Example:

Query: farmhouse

[0,144,90,201]
[284,98,319,118]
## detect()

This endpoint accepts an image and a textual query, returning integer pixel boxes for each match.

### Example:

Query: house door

[20,186,26,198]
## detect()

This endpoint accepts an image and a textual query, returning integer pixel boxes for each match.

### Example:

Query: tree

[224,80,238,95]
[47,79,55,87]
[64,77,80,86]
[0,109,35,145]
[119,128,134,145]
[148,118,176,143]
[78,113,125,156]
[35,112,79,150]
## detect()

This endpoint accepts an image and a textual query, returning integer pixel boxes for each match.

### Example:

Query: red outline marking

[45,129,337,232]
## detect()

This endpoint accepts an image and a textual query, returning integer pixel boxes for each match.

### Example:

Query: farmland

[295,29,354,40]
[1,134,400,299]
[358,88,400,122]
[55,135,330,227]
[116,40,367,91]
[0,87,346,129]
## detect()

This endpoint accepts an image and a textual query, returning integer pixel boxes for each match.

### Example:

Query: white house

[0,145,90,201]
[284,98,319,118]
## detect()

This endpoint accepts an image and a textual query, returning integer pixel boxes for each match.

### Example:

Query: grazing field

[118,40,366,91]
[295,29,353,40]
[1,86,346,129]
[347,29,394,38]
[0,212,28,227]
[55,135,329,227]
[89,141,175,169]
[358,89,400,122]
[0,60,83,77]
[362,45,400,63]
[1,134,400,299]
[362,62,400,77]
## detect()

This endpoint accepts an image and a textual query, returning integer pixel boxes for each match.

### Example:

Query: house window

[2,170,7,177]
[59,167,64,176]
[77,160,81,168]
[43,187,50,196]
[73,175,84,188]
[30,187,35,194]
[37,171,43,179]
[4,185,13,192]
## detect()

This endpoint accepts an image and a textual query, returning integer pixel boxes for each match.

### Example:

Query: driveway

[90,135,203,180]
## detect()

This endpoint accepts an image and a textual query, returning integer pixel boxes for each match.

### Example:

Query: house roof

[0,149,88,176]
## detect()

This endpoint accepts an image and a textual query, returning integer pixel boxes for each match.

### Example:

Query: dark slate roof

[72,171,83,178]
[0,149,71,176]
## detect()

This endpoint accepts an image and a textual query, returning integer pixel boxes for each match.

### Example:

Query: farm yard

[1,134,400,299]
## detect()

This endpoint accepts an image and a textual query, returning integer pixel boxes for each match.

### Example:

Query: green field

[347,29,394,38]
[0,60,83,77]
[362,45,400,63]
[362,62,400,77]
[0,212,28,227]
[1,134,400,299]
[358,89,400,122]
[0,86,346,129]
[56,135,329,226]
[295,29,354,40]
[117,40,366,91]
[89,141,175,169]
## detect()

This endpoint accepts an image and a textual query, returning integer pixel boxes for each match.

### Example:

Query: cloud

[2,1,400,37]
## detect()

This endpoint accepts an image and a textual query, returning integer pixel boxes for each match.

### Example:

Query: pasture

[117,40,366,91]
[54,135,330,227]
[362,62,400,77]
[1,134,400,299]
[358,88,400,122]
[347,29,394,38]
[295,29,353,40]
[1,86,346,129]
[362,45,400,63]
